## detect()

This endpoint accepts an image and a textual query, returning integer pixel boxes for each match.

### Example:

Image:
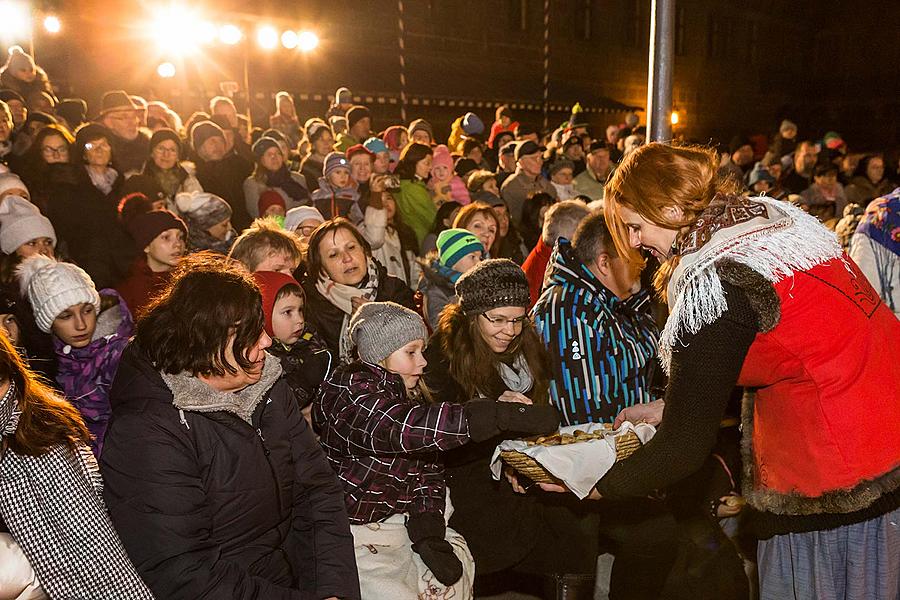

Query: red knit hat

[346,143,374,162]
[252,270,303,337]
[258,190,286,217]
[126,209,187,252]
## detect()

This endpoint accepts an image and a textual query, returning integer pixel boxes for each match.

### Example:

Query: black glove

[406,511,463,586]
[465,400,561,441]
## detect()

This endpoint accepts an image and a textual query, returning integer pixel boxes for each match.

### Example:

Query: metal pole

[243,40,252,127]
[646,0,674,142]
[397,0,407,124]
[542,0,550,132]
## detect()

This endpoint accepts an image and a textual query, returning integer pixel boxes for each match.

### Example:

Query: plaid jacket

[313,361,470,524]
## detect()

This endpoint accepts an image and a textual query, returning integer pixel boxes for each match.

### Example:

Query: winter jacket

[429,176,471,207]
[334,133,359,153]
[361,219,420,287]
[0,65,54,102]
[195,152,254,230]
[142,160,203,209]
[314,361,470,524]
[55,289,133,457]
[500,168,558,229]
[243,169,310,219]
[100,344,361,600]
[311,177,362,223]
[533,240,659,425]
[109,131,151,175]
[302,260,417,357]
[573,165,614,201]
[45,164,134,289]
[522,238,553,307]
[416,259,459,329]
[115,257,171,319]
[393,178,436,246]
[269,331,334,410]
[845,175,896,207]
[422,329,561,574]
[799,183,848,222]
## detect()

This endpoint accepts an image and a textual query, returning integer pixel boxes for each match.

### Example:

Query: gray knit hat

[16,255,100,333]
[349,301,427,364]
[175,191,232,230]
[455,258,530,315]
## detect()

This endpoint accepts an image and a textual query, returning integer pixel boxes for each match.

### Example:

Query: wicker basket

[500,430,643,484]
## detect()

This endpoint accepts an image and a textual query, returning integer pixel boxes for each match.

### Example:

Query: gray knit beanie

[455,258,530,315]
[349,301,427,364]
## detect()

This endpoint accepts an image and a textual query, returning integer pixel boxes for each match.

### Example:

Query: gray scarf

[496,353,534,394]
[161,353,283,425]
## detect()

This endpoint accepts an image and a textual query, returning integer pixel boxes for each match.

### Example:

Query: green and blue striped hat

[436,228,484,268]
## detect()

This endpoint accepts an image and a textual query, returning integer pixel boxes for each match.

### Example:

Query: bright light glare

[256,25,278,50]
[219,23,242,45]
[43,15,61,34]
[197,21,217,45]
[157,62,176,78]
[281,30,298,50]
[0,2,32,40]
[670,111,680,125]
[150,6,203,56]
[297,30,319,52]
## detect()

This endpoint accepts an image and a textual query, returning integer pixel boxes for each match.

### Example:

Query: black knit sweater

[594,280,900,538]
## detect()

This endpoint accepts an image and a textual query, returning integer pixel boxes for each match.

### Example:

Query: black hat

[190,121,225,151]
[455,259,531,315]
[588,140,611,154]
[0,89,25,105]
[149,128,183,156]
[515,140,544,161]
[346,105,371,131]
[728,135,752,155]
[500,140,519,157]
[121,174,165,203]
[99,90,139,116]
[454,158,479,178]
[56,98,87,127]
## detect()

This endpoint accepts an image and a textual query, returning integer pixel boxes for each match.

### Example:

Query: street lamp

[281,30,298,50]
[219,23,242,45]
[256,25,278,50]
[297,30,319,52]
[157,61,176,78]
[43,15,60,34]
[0,1,31,42]
[670,110,679,126]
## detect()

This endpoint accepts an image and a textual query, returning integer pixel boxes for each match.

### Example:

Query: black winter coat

[44,164,134,289]
[195,151,254,230]
[100,344,361,600]
[302,261,417,357]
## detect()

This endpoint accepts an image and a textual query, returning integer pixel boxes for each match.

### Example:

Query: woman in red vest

[541,143,899,598]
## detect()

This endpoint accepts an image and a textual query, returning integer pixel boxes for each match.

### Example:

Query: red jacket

[115,258,171,319]
[522,238,553,307]
[738,256,900,511]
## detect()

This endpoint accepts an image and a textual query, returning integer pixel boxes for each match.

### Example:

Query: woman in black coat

[301,218,416,362]
[100,254,360,600]
[44,123,133,288]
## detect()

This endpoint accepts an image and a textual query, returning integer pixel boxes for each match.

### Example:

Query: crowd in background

[0,43,897,600]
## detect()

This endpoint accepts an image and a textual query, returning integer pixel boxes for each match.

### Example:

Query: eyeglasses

[297,225,318,236]
[481,312,528,328]
[153,146,179,155]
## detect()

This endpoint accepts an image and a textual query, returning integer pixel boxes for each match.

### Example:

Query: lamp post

[646,0,674,142]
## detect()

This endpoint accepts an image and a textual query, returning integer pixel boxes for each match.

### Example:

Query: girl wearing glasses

[423,259,598,586]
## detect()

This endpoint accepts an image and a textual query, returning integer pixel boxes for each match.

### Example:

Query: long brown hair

[436,303,550,403]
[0,332,91,456]
[604,142,738,298]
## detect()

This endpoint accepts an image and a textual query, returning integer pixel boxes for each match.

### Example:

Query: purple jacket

[55,289,133,457]
[313,361,471,524]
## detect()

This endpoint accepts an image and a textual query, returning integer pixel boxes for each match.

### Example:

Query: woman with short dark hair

[100,253,360,600]
[302,218,416,361]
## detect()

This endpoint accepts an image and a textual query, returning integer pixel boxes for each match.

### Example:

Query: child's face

[254,250,299,276]
[271,292,305,345]
[329,167,351,189]
[264,204,286,218]
[16,236,55,259]
[451,250,482,274]
[146,228,185,271]
[432,164,450,182]
[551,168,573,185]
[350,155,372,183]
[382,338,427,391]
[0,313,20,346]
[51,302,97,349]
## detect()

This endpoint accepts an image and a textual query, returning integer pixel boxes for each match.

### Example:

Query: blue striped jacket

[533,240,660,425]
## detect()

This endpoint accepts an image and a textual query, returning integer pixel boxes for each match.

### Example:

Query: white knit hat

[0,173,28,198]
[0,195,56,254]
[283,205,324,234]
[16,255,100,333]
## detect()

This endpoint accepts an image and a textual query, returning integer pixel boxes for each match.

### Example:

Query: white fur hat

[0,195,56,254]
[0,173,27,198]
[17,255,100,333]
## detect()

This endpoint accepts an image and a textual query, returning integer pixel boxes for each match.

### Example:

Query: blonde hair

[603,142,738,298]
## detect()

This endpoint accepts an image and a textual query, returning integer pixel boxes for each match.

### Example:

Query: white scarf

[86,166,118,195]
[316,258,380,363]
[660,195,843,373]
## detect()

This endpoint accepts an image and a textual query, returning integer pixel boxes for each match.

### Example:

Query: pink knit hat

[430,144,454,175]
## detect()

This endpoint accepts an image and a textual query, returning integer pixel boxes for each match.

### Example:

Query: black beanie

[150,128,183,156]
[191,121,225,151]
[346,105,370,131]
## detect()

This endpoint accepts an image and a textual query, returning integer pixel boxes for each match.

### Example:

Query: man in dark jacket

[98,90,151,175]
[101,255,360,600]
[191,120,254,230]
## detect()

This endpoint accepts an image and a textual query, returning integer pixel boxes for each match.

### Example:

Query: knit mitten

[406,511,463,586]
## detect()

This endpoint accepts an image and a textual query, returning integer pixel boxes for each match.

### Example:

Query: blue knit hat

[461,112,484,136]
[363,137,388,154]
[323,152,350,177]
[437,228,484,268]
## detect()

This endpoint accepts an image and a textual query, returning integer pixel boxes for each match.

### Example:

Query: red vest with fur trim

[737,255,900,501]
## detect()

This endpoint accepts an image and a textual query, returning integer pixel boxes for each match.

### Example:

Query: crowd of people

[0,44,897,600]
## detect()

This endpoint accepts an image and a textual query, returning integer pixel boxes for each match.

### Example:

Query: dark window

[575,0,593,40]
[747,20,759,64]
[625,0,646,48]
[675,5,685,56]
[508,0,528,32]
[707,13,729,58]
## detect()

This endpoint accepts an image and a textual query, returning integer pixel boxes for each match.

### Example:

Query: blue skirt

[757,507,900,600]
